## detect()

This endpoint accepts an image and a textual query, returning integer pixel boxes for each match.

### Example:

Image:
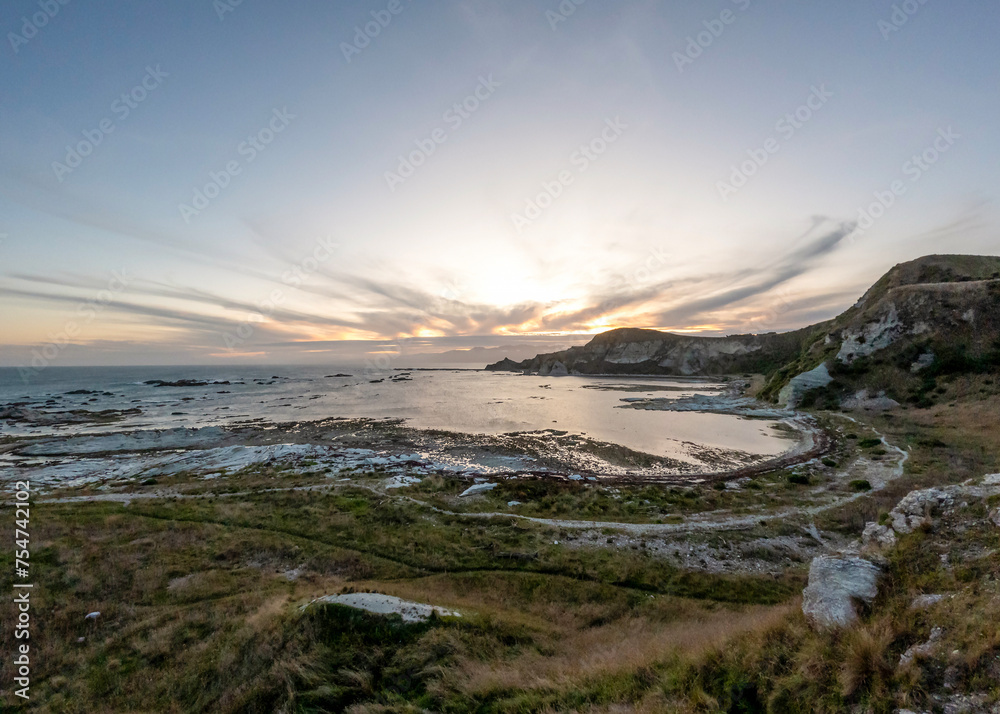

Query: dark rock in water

[370,379,384,384]
[326,373,353,378]
[0,406,142,426]
[143,379,231,388]
[65,389,98,395]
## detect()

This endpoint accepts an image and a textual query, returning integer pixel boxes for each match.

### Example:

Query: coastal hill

[487,254,1000,407]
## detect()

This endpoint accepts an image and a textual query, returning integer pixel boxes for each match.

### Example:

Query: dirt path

[397,416,908,536]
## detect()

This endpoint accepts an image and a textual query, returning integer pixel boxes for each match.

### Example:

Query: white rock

[910,594,946,610]
[507,500,522,507]
[862,522,897,551]
[85,612,100,620]
[889,488,955,534]
[836,304,903,363]
[910,352,936,373]
[309,593,460,623]
[384,475,421,489]
[778,362,833,408]
[549,361,569,377]
[802,556,881,629]
[459,483,497,497]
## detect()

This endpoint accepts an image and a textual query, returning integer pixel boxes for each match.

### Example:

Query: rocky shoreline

[1,406,828,493]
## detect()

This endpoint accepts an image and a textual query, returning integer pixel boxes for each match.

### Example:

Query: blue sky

[1,0,998,366]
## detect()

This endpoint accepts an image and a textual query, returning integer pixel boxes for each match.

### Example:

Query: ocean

[0,365,792,464]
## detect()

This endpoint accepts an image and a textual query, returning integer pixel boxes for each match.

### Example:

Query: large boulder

[802,556,881,629]
[840,389,901,412]
[548,361,569,377]
[778,362,833,408]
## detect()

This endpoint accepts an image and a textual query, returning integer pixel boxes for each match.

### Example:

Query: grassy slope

[0,473,803,713]
[3,380,1000,712]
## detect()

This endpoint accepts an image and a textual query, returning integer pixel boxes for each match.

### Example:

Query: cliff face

[486,325,826,377]
[487,255,1000,407]
[763,256,1000,407]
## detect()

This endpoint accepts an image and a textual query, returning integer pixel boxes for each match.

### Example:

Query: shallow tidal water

[0,365,792,464]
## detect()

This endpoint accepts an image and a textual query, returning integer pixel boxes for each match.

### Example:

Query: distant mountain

[486,255,1000,408]
[402,343,578,367]
[486,326,825,379]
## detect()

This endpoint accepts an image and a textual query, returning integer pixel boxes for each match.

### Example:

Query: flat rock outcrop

[814,474,1000,632]
[889,488,956,534]
[802,555,881,629]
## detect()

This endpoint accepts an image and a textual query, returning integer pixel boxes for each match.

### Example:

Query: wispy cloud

[0,217,863,357]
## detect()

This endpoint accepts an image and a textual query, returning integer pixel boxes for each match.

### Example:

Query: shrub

[839,625,896,699]
[849,480,872,492]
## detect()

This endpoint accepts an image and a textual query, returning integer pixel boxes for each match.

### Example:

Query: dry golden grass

[838,623,895,698]
[454,601,799,698]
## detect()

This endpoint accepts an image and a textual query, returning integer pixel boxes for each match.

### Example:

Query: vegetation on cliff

[490,255,1000,410]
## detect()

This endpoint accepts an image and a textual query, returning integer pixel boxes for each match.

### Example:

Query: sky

[1,0,998,368]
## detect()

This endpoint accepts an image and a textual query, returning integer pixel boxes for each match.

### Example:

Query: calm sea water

[0,366,790,460]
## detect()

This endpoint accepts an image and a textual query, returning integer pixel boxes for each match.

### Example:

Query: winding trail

[367,415,909,536]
